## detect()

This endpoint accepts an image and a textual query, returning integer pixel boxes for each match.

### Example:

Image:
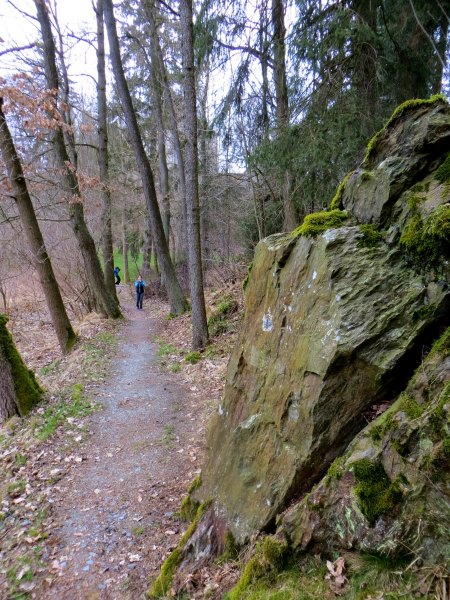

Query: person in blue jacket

[134,275,145,309]
[113,266,121,285]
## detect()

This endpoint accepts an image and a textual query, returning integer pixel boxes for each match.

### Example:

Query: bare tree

[34,0,121,319]
[0,98,77,354]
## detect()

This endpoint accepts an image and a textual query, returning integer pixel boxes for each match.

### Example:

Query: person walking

[134,274,145,309]
[114,266,121,285]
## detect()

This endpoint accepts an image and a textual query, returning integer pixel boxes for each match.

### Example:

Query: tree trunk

[148,35,171,242]
[353,0,379,138]
[272,0,298,231]
[199,68,210,264]
[103,0,188,315]
[0,98,77,354]
[0,341,19,422]
[179,0,209,349]
[0,315,43,423]
[144,0,188,258]
[122,207,130,283]
[141,226,153,280]
[34,0,121,320]
[96,0,118,300]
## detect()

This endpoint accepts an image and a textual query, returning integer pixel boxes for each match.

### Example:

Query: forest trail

[45,288,201,599]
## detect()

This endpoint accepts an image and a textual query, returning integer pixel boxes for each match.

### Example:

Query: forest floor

[0,281,243,599]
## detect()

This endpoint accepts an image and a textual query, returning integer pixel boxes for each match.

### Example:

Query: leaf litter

[0,282,243,598]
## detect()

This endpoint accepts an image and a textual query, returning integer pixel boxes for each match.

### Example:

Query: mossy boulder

[156,99,450,587]
[340,97,450,228]
[281,336,450,566]
[194,221,448,546]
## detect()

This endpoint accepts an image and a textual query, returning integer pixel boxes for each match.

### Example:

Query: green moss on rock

[293,210,348,238]
[179,475,202,522]
[352,459,403,527]
[0,314,43,417]
[242,261,253,294]
[220,530,239,562]
[399,393,424,419]
[329,172,353,210]
[430,327,450,358]
[148,501,210,598]
[226,536,289,600]
[358,224,384,248]
[435,153,450,183]
[326,455,346,482]
[364,94,448,165]
[399,203,450,269]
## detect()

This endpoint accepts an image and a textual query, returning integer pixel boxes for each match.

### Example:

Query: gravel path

[45,293,201,599]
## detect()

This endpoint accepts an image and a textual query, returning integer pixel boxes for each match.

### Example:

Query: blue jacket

[135,280,145,293]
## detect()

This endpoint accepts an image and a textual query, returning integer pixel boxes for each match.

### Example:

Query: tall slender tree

[103,0,188,315]
[34,0,121,319]
[179,0,209,348]
[0,98,77,354]
[96,0,118,299]
[143,0,189,257]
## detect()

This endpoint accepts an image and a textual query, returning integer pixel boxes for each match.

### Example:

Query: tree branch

[0,43,36,57]
[155,0,179,18]
[408,0,445,69]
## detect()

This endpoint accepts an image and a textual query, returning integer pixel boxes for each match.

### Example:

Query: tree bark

[141,226,153,280]
[198,68,210,263]
[272,0,298,231]
[179,0,209,349]
[103,0,188,315]
[0,315,43,423]
[96,0,117,299]
[0,98,77,354]
[0,340,19,422]
[148,36,171,242]
[34,0,121,320]
[122,206,130,283]
[353,0,379,138]
[144,0,188,258]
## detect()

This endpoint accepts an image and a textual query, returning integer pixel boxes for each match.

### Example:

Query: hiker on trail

[114,266,121,285]
[135,275,145,309]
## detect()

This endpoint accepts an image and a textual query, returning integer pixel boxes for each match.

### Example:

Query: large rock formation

[281,333,449,564]
[156,98,450,592]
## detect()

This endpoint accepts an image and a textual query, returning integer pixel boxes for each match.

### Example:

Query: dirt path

[45,290,202,599]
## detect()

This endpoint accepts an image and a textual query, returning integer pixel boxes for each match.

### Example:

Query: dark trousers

[136,291,144,309]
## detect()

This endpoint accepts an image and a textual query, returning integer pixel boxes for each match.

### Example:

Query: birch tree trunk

[179,0,209,349]
[0,98,77,354]
[103,0,188,315]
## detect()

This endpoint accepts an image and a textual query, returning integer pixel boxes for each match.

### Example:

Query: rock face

[281,337,449,564]
[187,99,450,567]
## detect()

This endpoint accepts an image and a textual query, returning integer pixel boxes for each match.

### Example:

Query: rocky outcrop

[156,99,450,589]
[281,332,449,564]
